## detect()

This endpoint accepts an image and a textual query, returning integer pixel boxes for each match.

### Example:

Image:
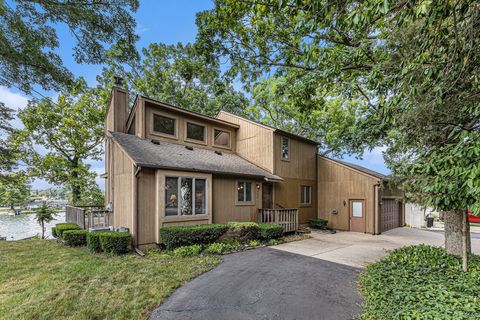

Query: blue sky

[2,0,389,190]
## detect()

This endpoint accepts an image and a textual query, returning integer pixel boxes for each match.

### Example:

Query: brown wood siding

[144,104,237,152]
[274,178,316,224]
[317,156,379,234]
[137,168,156,245]
[273,133,317,180]
[216,111,274,172]
[111,142,134,232]
[212,176,263,224]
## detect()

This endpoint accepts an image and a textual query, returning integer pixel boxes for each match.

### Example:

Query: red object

[468,208,480,223]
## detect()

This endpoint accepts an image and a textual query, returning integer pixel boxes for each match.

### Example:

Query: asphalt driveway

[149,248,362,320]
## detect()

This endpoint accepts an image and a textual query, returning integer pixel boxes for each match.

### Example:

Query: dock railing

[258,208,298,233]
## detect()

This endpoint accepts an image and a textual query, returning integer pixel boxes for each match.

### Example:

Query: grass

[359,245,480,319]
[0,239,221,320]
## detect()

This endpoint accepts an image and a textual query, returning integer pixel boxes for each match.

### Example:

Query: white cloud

[0,86,29,110]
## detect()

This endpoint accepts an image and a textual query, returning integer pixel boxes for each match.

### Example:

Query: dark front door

[262,183,273,209]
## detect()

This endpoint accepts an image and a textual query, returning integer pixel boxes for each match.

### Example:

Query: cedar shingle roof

[110,132,283,181]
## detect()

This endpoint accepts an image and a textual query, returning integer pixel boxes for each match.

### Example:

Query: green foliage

[51,227,57,238]
[203,241,241,255]
[0,173,30,209]
[227,221,260,241]
[35,202,56,239]
[267,239,279,246]
[63,230,88,247]
[14,78,106,204]
[0,103,20,178]
[55,223,80,239]
[173,245,202,257]
[247,240,260,248]
[308,218,328,229]
[86,232,104,253]
[160,224,228,250]
[360,245,480,319]
[0,0,139,93]
[98,232,131,255]
[98,42,249,116]
[257,223,283,240]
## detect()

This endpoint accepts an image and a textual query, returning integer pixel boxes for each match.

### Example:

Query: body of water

[0,212,65,240]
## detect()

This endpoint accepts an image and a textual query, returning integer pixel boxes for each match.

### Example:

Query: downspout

[132,165,141,247]
[373,182,381,235]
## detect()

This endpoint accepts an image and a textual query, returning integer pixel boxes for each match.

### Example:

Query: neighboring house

[104,82,404,247]
[405,204,438,229]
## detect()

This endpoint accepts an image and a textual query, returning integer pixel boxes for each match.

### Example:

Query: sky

[2,0,389,190]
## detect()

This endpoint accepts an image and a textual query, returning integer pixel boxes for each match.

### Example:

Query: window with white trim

[237,181,253,203]
[165,176,207,216]
[300,185,311,205]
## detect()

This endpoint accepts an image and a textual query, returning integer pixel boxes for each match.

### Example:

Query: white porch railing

[258,208,299,233]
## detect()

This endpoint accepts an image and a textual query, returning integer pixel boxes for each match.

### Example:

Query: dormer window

[153,114,176,136]
[213,128,231,148]
[186,122,205,142]
[281,137,289,160]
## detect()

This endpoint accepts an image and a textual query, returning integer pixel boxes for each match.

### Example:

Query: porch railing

[65,205,112,230]
[258,208,299,233]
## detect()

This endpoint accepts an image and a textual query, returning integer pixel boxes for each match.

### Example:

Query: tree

[0,103,19,180]
[14,78,105,204]
[98,42,249,116]
[0,173,30,210]
[35,202,56,239]
[196,1,480,270]
[0,0,139,93]
[70,180,104,206]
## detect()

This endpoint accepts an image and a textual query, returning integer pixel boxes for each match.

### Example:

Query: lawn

[0,239,221,320]
[360,245,480,319]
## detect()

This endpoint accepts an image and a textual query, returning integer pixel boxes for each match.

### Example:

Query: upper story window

[281,137,289,160]
[186,122,205,142]
[213,128,231,148]
[153,114,176,136]
[237,181,253,204]
[300,185,311,205]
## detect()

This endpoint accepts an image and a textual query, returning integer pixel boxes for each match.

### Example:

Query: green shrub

[267,239,279,246]
[258,223,283,240]
[51,227,58,238]
[173,244,202,257]
[160,224,228,250]
[87,232,105,253]
[203,242,229,254]
[227,221,260,240]
[99,232,132,255]
[63,230,88,247]
[55,223,80,238]
[308,218,328,229]
[247,239,260,247]
[360,245,480,319]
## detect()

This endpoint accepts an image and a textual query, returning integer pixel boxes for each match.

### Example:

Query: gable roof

[110,131,282,181]
[216,110,319,145]
[319,156,388,180]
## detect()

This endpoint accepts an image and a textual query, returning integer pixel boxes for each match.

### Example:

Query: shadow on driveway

[149,247,362,320]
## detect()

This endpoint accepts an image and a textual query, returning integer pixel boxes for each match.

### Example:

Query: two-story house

[104,81,404,248]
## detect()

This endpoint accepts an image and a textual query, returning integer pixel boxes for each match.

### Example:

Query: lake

[0,212,65,240]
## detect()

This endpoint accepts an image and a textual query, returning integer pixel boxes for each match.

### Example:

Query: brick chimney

[105,77,129,133]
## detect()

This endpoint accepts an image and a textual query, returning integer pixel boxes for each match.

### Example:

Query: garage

[381,199,401,232]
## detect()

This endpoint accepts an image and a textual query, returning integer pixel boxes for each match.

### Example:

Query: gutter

[132,165,141,247]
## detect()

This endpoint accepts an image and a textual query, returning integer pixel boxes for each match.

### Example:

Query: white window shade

[352,201,363,217]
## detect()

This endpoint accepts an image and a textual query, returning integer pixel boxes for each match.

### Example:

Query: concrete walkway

[272,227,480,268]
[150,248,362,320]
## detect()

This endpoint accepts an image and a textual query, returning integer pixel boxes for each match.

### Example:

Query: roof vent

[151,139,160,145]
[185,146,194,151]
[215,151,222,156]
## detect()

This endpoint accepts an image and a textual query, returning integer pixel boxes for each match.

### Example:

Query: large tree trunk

[71,158,81,204]
[445,210,471,271]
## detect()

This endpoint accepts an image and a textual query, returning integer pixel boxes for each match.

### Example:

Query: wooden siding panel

[137,168,156,245]
[273,134,317,180]
[212,176,263,224]
[317,156,379,234]
[274,178,316,224]
[217,111,274,172]
[112,142,133,232]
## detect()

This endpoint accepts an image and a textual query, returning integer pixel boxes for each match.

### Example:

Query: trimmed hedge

[160,224,228,250]
[63,230,88,247]
[258,223,283,240]
[308,218,328,229]
[99,232,132,255]
[51,227,58,238]
[86,232,105,253]
[227,222,260,240]
[55,223,81,238]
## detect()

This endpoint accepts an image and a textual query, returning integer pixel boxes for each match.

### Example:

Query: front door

[262,183,273,209]
[349,199,365,232]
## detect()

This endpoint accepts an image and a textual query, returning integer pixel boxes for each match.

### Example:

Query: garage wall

[317,156,380,234]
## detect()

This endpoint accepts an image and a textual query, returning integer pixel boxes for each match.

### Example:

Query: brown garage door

[381,199,400,232]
